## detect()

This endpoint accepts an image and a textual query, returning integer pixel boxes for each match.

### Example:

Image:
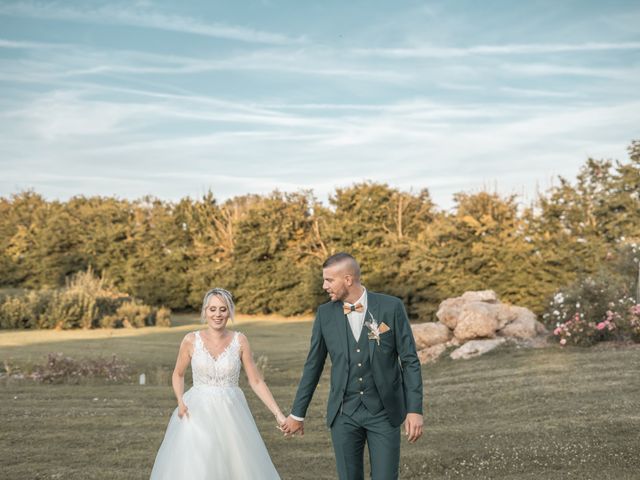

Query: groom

[282,253,424,480]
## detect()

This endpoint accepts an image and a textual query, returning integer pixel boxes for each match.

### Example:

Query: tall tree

[122,197,191,309]
[231,191,323,315]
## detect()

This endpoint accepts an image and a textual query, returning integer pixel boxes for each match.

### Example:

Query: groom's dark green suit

[291,291,423,479]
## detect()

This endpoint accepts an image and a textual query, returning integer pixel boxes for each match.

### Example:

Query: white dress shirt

[344,287,367,341]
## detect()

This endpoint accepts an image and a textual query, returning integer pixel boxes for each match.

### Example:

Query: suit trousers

[331,403,401,480]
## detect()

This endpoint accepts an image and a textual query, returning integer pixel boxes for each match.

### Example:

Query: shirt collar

[346,287,367,310]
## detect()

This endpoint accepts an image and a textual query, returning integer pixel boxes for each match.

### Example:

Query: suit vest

[341,321,384,416]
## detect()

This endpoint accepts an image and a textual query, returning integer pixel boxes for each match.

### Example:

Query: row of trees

[1,141,639,320]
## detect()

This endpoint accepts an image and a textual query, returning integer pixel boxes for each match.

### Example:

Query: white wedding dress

[150,331,281,479]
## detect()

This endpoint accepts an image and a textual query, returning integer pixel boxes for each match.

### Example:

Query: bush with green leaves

[0,270,171,329]
[38,289,97,329]
[154,307,172,327]
[100,301,152,328]
[620,304,640,342]
[0,290,53,329]
[0,295,33,329]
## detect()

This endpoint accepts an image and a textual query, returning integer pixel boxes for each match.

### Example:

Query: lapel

[366,291,380,364]
[333,301,349,357]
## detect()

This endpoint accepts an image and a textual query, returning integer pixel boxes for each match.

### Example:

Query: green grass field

[1,315,639,479]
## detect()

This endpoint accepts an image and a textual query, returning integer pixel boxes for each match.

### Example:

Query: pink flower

[596,322,606,330]
[560,338,567,346]
[553,327,562,336]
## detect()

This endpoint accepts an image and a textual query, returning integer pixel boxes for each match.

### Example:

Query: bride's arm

[239,333,286,425]
[172,333,194,418]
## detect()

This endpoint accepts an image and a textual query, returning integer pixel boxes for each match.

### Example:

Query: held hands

[404,413,423,443]
[280,415,304,437]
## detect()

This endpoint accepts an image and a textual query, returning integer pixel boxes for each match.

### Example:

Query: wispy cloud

[3,93,637,206]
[0,38,70,49]
[1,1,639,208]
[502,63,638,79]
[0,41,410,84]
[353,42,640,58]
[499,87,581,99]
[0,1,301,45]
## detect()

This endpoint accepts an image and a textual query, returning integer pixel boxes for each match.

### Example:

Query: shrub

[0,270,168,330]
[154,307,172,327]
[0,290,53,329]
[0,296,33,329]
[552,310,621,346]
[67,269,131,316]
[100,301,151,328]
[543,271,634,329]
[621,304,640,342]
[544,241,640,346]
[38,290,99,329]
[93,294,130,321]
[552,313,598,346]
[543,239,640,345]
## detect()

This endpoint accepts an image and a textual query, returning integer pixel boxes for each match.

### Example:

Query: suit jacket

[291,291,423,428]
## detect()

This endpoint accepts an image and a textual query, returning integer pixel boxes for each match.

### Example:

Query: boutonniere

[365,312,381,346]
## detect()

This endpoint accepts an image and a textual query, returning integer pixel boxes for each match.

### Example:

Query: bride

[150,288,284,479]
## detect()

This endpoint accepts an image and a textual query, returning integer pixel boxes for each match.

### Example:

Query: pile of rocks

[411,290,547,363]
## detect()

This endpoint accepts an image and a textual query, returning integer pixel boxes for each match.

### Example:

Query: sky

[1,0,639,210]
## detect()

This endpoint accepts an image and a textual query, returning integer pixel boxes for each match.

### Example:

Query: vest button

[356,348,360,353]
[360,391,364,395]
[357,363,362,367]
[358,377,363,382]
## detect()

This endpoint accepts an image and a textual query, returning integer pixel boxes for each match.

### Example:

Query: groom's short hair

[323,252,360,279]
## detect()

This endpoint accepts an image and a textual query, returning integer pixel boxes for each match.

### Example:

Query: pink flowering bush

[625,304,640,342]
[551,306,640,346]
[544,243,640,347]
[552,313,599,346]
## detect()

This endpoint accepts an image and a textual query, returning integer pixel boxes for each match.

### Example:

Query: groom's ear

[344,274,353,286]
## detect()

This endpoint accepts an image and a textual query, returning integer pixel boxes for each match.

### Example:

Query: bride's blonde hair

[201,288,235,323]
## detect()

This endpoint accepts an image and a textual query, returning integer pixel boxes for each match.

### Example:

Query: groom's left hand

[404,413,423,443]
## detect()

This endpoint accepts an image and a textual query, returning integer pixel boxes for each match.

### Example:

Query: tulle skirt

[150,385,280,479]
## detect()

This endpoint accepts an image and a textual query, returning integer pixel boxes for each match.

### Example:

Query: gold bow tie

[343,303,364,315]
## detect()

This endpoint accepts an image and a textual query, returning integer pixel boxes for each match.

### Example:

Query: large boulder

[495,304,519,329]
[414,290,546,364]
[435,297,466,329]
[412,322,452,349]
[498,306,547,339]
[417,344,447,363]
[453,302,499,341]
[450,338,506,360]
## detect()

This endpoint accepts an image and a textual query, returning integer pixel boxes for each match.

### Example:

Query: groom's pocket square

[378,322,391,334]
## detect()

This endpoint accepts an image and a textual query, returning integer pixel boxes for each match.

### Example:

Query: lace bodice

[191,331,241,387]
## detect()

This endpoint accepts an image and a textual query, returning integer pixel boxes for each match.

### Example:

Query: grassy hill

[1,315,639,479]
